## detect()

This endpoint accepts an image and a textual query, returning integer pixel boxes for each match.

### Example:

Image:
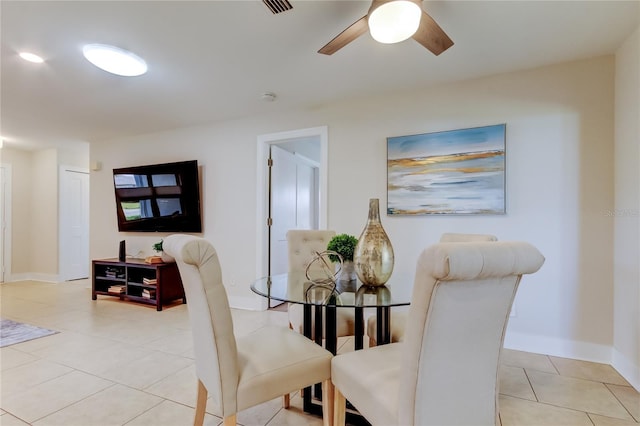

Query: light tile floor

[1,280,638,426]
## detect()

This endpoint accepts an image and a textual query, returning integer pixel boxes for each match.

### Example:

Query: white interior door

[270,145,298,276]
[270,145,318,277]
[59,168,89,281]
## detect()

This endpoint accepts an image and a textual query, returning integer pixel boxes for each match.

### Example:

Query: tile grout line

[29,382,120,425]
[546,354,561,375]
[121,398,166,426]
[524,367,639,422]
[522,367,540,403]
[585,412,597,425]
[604,382,640,423]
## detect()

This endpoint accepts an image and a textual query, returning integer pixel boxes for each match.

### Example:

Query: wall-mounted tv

[113,160,202,232]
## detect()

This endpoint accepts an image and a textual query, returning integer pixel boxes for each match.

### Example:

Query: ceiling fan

[317,0,454,56]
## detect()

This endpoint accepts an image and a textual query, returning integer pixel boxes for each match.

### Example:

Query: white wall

[91,56,617,365]
[58,144,90,169]
[613,26,640,390]
[1,147,32,276]
[26,149,59,282]
[1,144,89,281]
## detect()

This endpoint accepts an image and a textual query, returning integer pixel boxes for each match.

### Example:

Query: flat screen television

[113,160,202,232]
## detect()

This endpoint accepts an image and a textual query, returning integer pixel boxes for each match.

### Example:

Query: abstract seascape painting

[387,124,506,215]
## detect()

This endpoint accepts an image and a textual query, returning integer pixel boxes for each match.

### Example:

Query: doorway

[256,126,328,310]
[270,143,320,276]
[59,167,90,281]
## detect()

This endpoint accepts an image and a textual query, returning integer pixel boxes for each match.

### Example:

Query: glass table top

[251,273,410,308]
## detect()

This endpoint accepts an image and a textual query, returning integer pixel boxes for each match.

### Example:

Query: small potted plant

[152,240,174,263]
[327,234,358,281]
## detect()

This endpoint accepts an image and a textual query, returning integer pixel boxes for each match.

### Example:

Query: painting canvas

[387,124,506,215]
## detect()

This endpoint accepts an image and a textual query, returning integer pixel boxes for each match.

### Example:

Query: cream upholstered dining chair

[286,230,357,340]
[333,241,545,426]
[366,232,498,346]
[163,235,334,426]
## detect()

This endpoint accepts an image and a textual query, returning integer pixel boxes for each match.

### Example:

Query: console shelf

[92,258,185,311]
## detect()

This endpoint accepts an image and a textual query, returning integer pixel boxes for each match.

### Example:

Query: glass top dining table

[251,273,410,352]
[252,273,409,421]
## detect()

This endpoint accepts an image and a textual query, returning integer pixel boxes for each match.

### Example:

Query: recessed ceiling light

[82,44,147,77]
[19,52,44,63]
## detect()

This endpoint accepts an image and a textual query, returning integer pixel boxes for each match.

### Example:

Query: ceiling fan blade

[412,10,454,56]
[318,16,368,55]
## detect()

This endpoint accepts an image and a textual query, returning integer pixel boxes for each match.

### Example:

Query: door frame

[0,164,12,282]
[256,126,328,310]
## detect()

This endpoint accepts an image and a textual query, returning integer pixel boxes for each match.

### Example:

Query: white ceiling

[1,0,638,151]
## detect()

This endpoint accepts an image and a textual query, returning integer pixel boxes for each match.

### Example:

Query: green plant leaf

[326,234,358,262]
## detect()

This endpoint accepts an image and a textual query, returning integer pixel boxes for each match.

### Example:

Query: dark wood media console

[92,258,185,311]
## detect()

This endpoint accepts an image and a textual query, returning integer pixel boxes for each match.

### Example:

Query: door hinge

[267,217,273,226]
[267,158,273,167]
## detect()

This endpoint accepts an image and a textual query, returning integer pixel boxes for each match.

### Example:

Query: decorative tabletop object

[152,240,163,253]
[304,250,343,304]
[304,250,341,286]
[327,234,358,282]
[151,239,175,263]
[353,198,394,286]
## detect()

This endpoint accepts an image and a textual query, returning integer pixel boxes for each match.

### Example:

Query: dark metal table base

[302,393,371,426]
[301,303,391,424]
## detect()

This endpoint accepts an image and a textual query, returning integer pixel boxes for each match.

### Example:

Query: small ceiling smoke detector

[261,92,277,102]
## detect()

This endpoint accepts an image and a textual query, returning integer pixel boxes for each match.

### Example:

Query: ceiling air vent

[263,0,293,14]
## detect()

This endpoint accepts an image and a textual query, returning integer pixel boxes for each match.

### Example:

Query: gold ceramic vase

[353,198,394,286]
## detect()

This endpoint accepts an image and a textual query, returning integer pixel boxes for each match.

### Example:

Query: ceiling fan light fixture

[368,0,422,44]
[82,44,147,77]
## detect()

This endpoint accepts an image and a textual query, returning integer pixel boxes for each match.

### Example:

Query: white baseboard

[7,273,60,283]
[228,294,265,311]
[504,330,612,364]
[612,348,640,391]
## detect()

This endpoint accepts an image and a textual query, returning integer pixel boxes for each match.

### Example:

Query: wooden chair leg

[195,379,207,426]
[322,379,335,426]
[223,414,236,426]
[333,386,345,426]
[282,393,290,408]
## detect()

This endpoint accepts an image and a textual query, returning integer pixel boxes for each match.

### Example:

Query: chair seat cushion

[332,343,402,426]
[236,325,332,411]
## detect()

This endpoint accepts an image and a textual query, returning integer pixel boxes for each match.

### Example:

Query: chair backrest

[286,230,336,275]
[440,232,498,242]
[163,234,239,417]
[398,241,544,425]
